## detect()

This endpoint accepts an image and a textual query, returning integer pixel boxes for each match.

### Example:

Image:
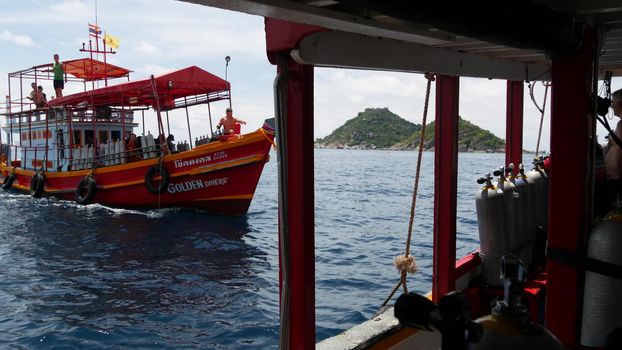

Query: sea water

[0,150,514,349]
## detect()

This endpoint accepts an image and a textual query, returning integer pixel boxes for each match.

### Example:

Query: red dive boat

[0,51,274,216]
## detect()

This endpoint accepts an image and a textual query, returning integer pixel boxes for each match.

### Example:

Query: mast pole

[184,97,192,150]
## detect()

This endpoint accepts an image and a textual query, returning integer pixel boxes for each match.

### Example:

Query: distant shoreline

[314,145,535,153]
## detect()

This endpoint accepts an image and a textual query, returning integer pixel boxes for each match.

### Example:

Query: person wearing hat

[217,107,246,135]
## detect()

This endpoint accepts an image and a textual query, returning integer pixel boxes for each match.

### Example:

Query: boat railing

[4,107,136,127]
[2,139,168,172]
[2,144,50,171]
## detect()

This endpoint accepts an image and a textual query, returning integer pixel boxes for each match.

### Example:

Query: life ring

[75,176,97,205]
[144,165,169,194]
[30,173,45,198]
[2,173,16,190]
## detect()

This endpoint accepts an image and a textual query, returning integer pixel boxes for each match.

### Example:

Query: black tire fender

[144,165,170,194]
[30,173,45,198]
[75,176,97,205]
[2,173,16,190]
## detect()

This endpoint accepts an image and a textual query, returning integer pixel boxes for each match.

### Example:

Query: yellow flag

[104,32,120,49]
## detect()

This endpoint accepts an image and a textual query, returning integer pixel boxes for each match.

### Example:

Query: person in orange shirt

[217,107,246,135]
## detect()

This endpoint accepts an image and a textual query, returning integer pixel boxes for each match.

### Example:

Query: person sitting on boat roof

[53,54,66,98]
[217,107,246,135]
[27,82,46,108]
[605,88,622,196]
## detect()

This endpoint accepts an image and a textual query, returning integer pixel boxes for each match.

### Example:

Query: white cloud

[0,31,35,47]
[48,0,91,19]
[134,41,161,55]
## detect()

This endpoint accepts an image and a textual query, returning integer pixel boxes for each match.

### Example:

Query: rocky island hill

[315,107,505,152]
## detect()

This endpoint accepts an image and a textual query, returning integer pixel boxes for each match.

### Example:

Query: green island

[315,107,505,152]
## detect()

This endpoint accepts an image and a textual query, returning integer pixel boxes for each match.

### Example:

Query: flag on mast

[88,23,101,38]
[104,32,120,49]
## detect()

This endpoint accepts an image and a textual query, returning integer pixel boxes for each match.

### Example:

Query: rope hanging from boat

[381,73,434,307]
[529,81,550,156]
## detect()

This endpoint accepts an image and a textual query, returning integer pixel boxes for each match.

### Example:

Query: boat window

[85,130,94,147]
[111,130,121,142]
[73,130,82,147]
[99,131,108,144]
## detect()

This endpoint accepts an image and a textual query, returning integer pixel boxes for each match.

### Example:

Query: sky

[0,0,618,151]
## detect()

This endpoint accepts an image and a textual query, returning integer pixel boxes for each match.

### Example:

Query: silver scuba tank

[496,167,520,259]
[580,197,622,347]
[526,158,548,230]
[475,173,510,286]
[509,163,537,266]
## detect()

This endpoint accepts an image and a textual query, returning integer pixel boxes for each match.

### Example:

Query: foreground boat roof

[184,0,622,79]
[49,66,230,108]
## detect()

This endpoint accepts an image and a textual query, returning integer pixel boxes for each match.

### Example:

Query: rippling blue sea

[0,150,514,349]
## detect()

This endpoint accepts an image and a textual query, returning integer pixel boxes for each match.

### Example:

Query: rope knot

[394,254,417,275]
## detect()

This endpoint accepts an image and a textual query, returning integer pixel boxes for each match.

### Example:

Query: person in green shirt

[52,54,65,98]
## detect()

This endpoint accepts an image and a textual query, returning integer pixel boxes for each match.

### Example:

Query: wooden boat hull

[0,128,274,216]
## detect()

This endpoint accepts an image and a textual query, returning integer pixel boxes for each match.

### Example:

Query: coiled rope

[381,73,434,307]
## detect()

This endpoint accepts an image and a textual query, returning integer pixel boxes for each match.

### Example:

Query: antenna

[225,56,231,81]
[225,56,231,108]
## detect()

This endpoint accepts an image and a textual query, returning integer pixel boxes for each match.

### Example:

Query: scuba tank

[475,173,509,286]
[509,163,536,266]
[74,147,83,170]
[113,140,120,165]
[526,157,548,230]
[86,145,94,169]
[495,167,520,258]
[119,138,126,164]
[472,256,565,350]
[106,140,114,166]
[139,135,147,159]
[580,196,622,347]
[146,131,156,158]
[99,143,106,166]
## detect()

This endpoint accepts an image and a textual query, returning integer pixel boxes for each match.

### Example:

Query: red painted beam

[545,27,594,346]
[433,75,459,303]
[277,59,315,350]
[265,19,319,350]
[505,81,524,167]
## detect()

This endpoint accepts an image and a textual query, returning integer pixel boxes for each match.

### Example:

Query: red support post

[433,75,459,303]
[545,27,594,346]
[278,58,315,350]
[266,18,321,350]
[506,81,524,167]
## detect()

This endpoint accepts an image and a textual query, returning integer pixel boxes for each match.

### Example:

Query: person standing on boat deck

[605,88,622,195]
[217,107,246,135]
[52,54,65,98]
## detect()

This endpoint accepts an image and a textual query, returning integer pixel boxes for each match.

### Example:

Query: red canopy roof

[49,66,230,107]
[63,58,131,81]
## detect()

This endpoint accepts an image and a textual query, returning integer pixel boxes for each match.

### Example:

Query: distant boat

[0,45,274,216]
